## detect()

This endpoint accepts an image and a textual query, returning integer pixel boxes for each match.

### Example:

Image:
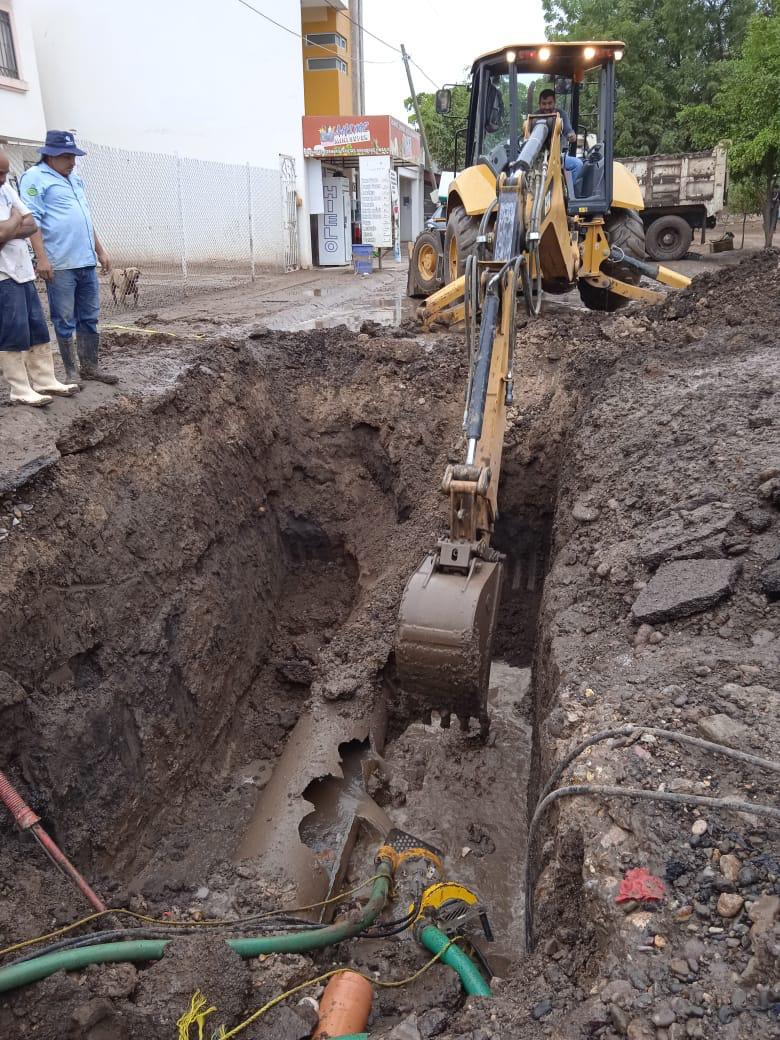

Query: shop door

[280,154,300,272]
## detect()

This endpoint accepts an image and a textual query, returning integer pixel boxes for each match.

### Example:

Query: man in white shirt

[0,151,77,406]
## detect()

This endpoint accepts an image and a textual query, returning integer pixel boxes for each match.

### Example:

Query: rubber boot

[76,331,118,385]
[56,335,82,385]
[0,351,53,407]
[25,342,79,396]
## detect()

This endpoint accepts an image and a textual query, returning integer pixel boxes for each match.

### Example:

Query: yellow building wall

[301,6,354,116]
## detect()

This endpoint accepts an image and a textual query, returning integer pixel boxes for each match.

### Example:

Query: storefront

[302,114,425,266]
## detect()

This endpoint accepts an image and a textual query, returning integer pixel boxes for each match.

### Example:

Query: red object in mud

[0,768,107,913]
[615,867,666,904]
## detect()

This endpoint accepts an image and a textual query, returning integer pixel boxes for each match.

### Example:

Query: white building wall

[0,0,46,142]
[29,0,311,265]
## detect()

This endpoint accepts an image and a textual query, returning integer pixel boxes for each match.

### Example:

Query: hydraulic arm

[396,107,691,733]
[395,150,544,733]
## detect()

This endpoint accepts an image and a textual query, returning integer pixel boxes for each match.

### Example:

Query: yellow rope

[0,873,385,959]
[176,990,217,1040]
[203,938,462,1040]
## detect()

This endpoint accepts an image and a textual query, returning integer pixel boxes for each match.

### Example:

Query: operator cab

[465,42,624,218]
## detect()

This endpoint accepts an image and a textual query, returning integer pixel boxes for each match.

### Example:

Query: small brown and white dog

[109,266,141,306]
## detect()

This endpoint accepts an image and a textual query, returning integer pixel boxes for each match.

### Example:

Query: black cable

[362,914,416,939]
[362,909,417,938]
[6,928,191,967]
[361,893,421,939]
[373,900,420,930]
[538,724,780,807]
[524,724,780,950]
[4,916,330,968]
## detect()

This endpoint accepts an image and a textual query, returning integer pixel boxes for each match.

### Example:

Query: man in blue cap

[20,130,118,385]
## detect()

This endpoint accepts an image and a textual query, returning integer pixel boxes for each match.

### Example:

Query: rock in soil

[631,558,741,623]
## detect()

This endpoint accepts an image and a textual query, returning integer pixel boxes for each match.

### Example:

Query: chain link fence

[3,138,298,316]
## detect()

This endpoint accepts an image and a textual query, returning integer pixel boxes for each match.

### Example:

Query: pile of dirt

[0,252,777,1039]
[444,249,780,1038]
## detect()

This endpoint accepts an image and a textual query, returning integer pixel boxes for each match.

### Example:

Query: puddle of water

[294,295,407,332]
[380,661,531,957]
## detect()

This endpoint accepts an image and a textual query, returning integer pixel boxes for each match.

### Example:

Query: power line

[322,0,402,55]
[321,0,441,89]
[233,0,349,61]
[410,57,439,91]
[234,0,441,109]
[235,0,398,64]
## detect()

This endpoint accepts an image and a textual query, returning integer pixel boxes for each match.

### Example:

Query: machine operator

[538,88,584,186]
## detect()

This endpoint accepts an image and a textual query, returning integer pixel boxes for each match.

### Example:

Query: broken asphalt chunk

[631,558,740,624]
[637,502,735,566]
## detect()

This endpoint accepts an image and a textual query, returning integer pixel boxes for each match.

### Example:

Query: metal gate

[280,154,299,272]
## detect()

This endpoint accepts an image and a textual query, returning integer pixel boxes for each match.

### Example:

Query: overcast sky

[361,0,548,121]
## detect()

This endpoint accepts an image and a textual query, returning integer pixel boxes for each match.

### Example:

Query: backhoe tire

[645,214,693,261]
[579,208,646,313]
[407,230,444,298]
[443,204,480,283]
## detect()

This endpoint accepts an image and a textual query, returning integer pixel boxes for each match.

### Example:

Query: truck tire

[645,214,693,261]
[443,204,479,283]
[407,230,443,298]
[579,208,646,313]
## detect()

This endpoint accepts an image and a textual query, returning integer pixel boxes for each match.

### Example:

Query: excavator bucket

[395,553,502,730]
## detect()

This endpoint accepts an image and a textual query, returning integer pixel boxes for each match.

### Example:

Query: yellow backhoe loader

[396,42,690,733]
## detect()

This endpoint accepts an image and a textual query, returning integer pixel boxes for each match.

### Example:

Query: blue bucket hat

[39,130,86,157]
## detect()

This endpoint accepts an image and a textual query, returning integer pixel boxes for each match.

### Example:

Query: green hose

[0,865,392,995]
[418,924,492,997]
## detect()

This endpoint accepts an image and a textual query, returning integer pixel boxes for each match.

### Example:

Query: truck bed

[620,148,727,218]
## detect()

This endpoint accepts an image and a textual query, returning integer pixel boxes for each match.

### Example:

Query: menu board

[359,154,392,248]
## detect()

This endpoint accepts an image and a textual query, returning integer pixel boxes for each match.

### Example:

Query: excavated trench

[0,322,575,1038]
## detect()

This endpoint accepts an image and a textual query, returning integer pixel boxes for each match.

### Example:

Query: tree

[404,85,471,171]
[542,0,764,155]
[727,175,766,244]
[680,13,780,246]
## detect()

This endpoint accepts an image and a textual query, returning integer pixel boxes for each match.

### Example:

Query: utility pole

[401,43,434,175]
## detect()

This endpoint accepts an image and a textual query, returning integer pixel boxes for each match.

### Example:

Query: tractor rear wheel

[407,230,443,298]
[579,208,647,312]
[443,204,480,283]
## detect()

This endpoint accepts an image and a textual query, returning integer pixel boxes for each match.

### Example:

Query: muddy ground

[0,251,778,1039]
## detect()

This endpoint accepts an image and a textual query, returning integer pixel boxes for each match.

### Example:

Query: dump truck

[620,147,728,261]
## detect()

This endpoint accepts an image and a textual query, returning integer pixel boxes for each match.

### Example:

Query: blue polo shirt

[19,163,97,271]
